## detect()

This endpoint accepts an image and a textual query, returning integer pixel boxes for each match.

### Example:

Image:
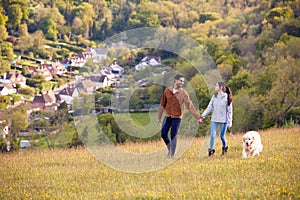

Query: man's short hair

[175,73,184,81]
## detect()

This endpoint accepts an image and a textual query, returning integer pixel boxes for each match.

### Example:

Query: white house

[0,126,8,139]
[58,86,80,106]
[88,75,110,90]
[135,62,148,70]
[108,59,124,78]
[0,84,16,95]
[141,56,161,66]
[0,72,27,87]
[88,48,108,63]
[135,56,161,70]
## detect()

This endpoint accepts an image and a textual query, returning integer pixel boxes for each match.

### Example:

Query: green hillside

[0,0,299,134]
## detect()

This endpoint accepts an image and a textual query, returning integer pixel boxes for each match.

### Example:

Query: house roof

[55,94,62,101]
[76,79,95,88]
[141,56,161,63]
[88,75,107,83]
[4,73,14,80]
[3,72,25,81]
[59,87,77,96]
[0,83,15,89]
[86,47,107,55]
[32,93,55,104]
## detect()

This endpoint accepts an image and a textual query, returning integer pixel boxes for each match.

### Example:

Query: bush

[18,87,36,97]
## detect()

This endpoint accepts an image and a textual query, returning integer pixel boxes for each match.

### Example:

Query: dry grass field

[0,127,299,199]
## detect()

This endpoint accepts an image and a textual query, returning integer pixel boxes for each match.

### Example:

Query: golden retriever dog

[242,131,263,158]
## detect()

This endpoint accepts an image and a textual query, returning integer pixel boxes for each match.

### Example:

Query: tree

[203,38,225,62]
[127,7,160,29]
[0,42,14,60]
[227,70,252,95]
[0,96,10,109]
[0,26,8,42]
[45,109,69,150]
[18,23,28,36]
[17,34,33,54]
[217,63,233,81]
[72,17,83,35]
[39,15,58,41]
[18,87,36,98]
[263,57,300,127]
[73,3,96,39]
[68,130,84,148]
[32,30,46,49]
[7,4,23,32]
[26,73,45,93]
[0,13,9,41]
[10,106,29,138]
[97,113,126,144]
[0,58,10,76]
[265,7,293,28]
[148,84,163,104]
[189,74,211,110]
[216,53,242,76]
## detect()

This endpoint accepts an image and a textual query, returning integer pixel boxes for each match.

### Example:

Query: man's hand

[158,119,162,126]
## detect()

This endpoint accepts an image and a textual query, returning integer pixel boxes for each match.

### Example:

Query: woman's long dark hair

[217,82,233,106]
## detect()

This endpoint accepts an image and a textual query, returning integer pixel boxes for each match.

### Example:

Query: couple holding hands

[157,74,233,158]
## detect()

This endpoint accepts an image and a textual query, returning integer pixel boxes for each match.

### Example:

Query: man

[158,73,201,158]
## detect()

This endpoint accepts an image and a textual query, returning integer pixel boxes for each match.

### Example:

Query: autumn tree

[0,12,8,41]
[73,2,96,39]
[39,15,58,41]
[10,105,29,138]
[263,57,300,127]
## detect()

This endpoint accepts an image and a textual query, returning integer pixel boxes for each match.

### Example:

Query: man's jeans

[161,116,182,156]
[210,121,227,150]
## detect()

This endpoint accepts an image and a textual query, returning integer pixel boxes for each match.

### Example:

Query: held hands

[158,119,162,126]
[198,117,204,123]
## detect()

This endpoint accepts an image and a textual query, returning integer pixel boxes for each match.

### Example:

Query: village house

[0,125,9,139]
[75,79,95,94]
[87,75,110,90]
[61,56,87,68]
[31,91,62,110]
[88,48,108,63]
[29,65,53,81]
[135,56,161,70]
[108,59,124,78]
[78,51,93,60]
[44,60,67,76]
[0,83,17,95]
[58,85,80,106]
[0,71,27,87]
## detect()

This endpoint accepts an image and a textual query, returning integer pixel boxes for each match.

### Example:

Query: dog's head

[243,134,254,148]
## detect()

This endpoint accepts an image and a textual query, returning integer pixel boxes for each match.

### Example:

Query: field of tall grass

[0,127,299,199]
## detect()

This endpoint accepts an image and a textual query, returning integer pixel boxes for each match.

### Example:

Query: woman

[199,82,233,157]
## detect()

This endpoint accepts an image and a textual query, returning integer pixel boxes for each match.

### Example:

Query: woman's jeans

[210,121,227,150]
[161,116,182,156]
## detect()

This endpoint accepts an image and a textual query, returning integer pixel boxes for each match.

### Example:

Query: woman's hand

[198,117,204,123]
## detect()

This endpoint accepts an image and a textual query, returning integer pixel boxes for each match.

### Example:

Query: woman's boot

[208,148,215,157]
[222,146,228,156]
